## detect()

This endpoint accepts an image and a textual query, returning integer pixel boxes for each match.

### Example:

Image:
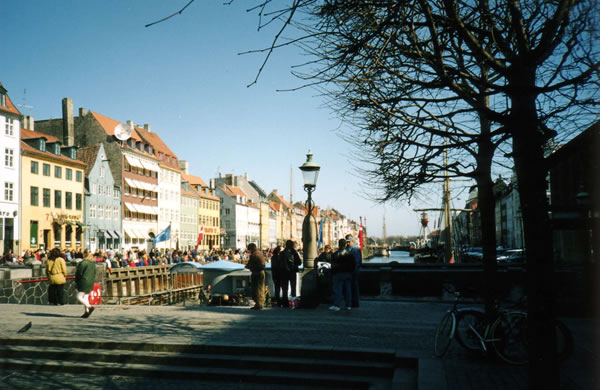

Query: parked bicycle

[434,288,573,365]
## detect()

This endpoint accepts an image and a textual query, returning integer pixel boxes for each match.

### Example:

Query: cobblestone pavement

[0,299,596,389]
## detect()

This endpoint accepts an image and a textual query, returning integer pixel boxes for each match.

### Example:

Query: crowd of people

[2,235,362,313]
[244,234,362,311]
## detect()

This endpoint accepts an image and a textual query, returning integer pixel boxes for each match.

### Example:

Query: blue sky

[1,1,471,237]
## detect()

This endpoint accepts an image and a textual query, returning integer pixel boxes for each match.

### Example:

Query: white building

[217,184,260,250]
[0,83,21,255]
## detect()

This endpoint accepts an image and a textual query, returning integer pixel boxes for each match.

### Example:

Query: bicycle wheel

[490,311,528,365]
[434,311,455,357]
[455,309,486,353]
[555,319,574,362]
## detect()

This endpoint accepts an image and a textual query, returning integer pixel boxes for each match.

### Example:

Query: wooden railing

[104,265,203,304]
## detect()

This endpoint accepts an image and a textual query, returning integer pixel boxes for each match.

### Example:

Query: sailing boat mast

[443,149,453,263]
[382,213,388,247]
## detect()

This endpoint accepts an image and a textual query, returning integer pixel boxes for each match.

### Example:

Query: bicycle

[434,289,528,364]
[434,289,573,365]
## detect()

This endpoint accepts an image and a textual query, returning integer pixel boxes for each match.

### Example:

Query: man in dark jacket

[76,249,97,318]
[329,239,355,311]
[245,243,266,310]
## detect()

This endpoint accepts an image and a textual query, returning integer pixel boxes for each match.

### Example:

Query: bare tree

[234,1,599,387]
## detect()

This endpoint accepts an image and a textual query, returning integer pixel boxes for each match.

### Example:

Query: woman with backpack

[280,240,302,308]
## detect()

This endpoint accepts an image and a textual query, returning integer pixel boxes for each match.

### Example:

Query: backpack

[280,248,297,272]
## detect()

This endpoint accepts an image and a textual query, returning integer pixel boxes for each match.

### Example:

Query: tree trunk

[475,105,498,320]
[509,68,558,389]
[475,147,497,319]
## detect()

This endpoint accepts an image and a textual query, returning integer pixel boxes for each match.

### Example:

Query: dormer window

[39,138,46,152]
[136,141,142,150]
[54,144,61,155]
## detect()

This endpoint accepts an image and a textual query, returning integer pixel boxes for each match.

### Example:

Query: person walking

[346,234,362,308]
[76,249,97,318]
[245,243,266,310]
[280,240,302,307]
[46,248,67,305]
[329,239,355,311]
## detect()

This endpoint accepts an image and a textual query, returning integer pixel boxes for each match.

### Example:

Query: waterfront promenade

[0,299,595,389]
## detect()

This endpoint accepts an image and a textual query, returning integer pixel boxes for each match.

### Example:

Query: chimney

[144,124,151,132]
[62,98,74,146]
[78,107,86,117]
[24,115,34,130]
[179,160,189,174]
[126,120,134,128]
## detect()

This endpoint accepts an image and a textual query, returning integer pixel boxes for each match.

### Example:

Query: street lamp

[299,150,320,267]
[298,151,320,307]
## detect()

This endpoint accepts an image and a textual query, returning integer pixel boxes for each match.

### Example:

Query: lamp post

[299,150,320,306]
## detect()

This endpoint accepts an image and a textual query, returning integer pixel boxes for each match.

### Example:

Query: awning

[124,154,144,169]
[137,231,149,240]
[124,177,136,188]
[124,202,142,213]
[139,159,159,172]
[112,231,121,239]
[124,229,136,238]
[103,231,112,239]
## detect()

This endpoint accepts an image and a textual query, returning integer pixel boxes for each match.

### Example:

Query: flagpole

[169,221,172,250]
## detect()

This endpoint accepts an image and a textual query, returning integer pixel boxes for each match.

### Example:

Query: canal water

[366,250,414,264]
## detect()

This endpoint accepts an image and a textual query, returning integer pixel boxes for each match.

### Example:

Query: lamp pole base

[299,268,319,308]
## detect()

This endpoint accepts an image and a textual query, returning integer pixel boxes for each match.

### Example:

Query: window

[4,148,14,167]
[106,205,111,220]
[114,188,120,199]
[114,206,119,220]
[76,170,82,182]
[5,118,14,136]
[99,167,105,178]
[4,182,14,201]
[98,205,104,219]
[43,189,50,207]
[30,186,39,206]
[76,193,82,210]
[65,192,72,209]
[54,166,62,178]
[90,204,96,218]
[91,183,97,195]
[106,185,111,197]
[0,93,5,107]
[98,184,103,196]
[54,190,61,208]
[31,161,39,174]
[66,168,73,180]
[43,163,50,176]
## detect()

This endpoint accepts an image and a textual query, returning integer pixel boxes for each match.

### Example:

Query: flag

[196,226,205,249]
[153,224,171,245]
[318,218,323,248]
[358,217,364,251]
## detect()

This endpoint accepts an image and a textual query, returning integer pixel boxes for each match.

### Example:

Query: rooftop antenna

[16,88,33,112]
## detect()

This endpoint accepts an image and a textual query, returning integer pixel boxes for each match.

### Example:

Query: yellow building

[182,173,220,250]
[20,129,86,251]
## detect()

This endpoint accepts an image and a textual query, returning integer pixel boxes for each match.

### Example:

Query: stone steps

[0,338,418,389]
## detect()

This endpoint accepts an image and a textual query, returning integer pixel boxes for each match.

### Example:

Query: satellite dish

[114,122,133,141]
